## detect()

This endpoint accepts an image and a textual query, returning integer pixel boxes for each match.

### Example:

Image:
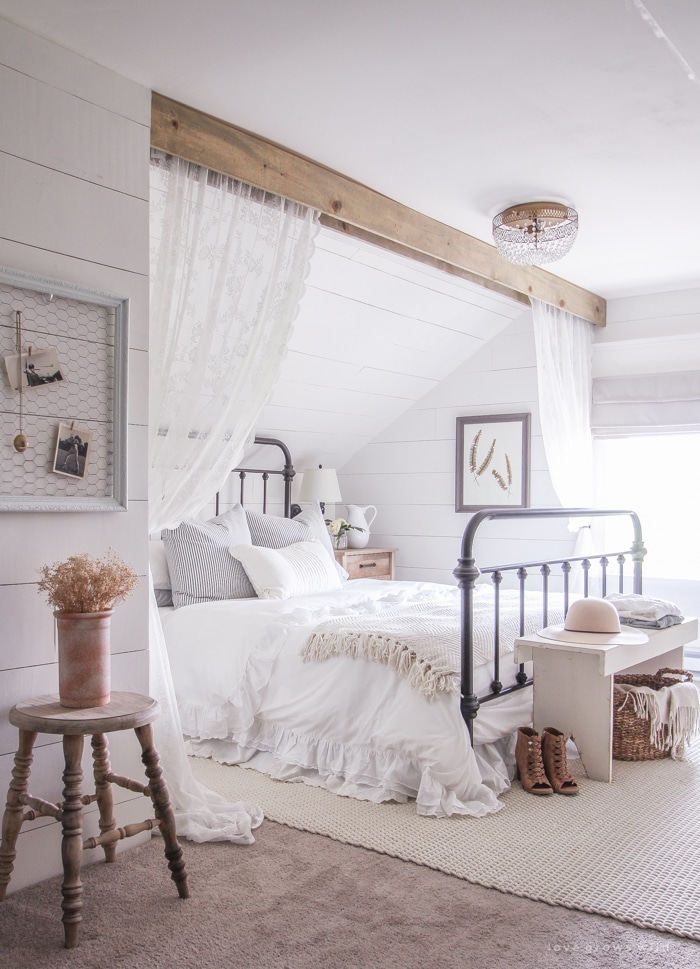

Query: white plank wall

[338,311,569,586]
[593,287,700,378]
[0,19,151,889]
[256,225,524,474]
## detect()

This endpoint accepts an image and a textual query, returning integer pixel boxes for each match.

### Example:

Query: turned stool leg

[135,724,189,900]
[91,733,118,863]
[0,729,37,901]
[61,734,84,949]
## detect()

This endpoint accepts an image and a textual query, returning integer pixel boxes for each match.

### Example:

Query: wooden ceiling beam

[151,92,605,325]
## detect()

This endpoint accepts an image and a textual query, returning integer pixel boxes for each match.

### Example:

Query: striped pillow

[246,504,347,579]
[162,506,255,608]
[229,540,342,599]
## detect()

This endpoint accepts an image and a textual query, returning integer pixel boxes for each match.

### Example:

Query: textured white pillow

[148,539,173,607]
[229,540,342,600]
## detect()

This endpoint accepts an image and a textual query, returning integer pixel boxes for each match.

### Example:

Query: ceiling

[1,0,698,300]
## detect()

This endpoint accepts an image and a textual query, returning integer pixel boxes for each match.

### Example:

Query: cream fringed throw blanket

[302,590,565,700]
[616,681,700,758]
[302,599,463,700]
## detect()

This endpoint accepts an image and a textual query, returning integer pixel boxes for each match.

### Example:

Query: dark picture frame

[455,413,530,512]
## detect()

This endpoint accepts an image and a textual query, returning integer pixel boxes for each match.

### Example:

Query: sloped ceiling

[2,0,698,474]
[0,0,698,298]
[254,224,525,472]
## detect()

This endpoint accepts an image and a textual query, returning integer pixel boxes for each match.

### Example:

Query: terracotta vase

[55,609,113,708]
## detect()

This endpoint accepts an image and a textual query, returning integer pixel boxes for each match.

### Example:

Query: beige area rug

[191,741,700,942]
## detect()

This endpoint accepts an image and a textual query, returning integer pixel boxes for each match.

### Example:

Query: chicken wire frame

[0,267,129,512]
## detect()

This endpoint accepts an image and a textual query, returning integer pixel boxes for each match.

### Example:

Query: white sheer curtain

[531,298,595,556]
[148,150,319,841]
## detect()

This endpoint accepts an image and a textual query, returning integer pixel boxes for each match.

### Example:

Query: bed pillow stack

[161,505,256,608]
[246,502,348,580]
[230,540,342,599]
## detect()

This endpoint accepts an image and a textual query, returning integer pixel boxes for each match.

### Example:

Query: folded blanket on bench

[606,592,684,628]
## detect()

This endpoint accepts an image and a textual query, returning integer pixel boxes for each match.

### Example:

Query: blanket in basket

[615,680,700,758]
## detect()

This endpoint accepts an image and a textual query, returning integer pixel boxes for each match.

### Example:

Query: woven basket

[612,667,694,761]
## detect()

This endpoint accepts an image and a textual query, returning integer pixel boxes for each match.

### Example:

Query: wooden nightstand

[334,547,397,581]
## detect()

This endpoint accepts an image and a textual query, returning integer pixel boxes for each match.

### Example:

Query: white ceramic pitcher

[345,504,377,548]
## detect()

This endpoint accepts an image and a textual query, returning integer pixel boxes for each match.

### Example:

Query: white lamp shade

[299,467,342,503]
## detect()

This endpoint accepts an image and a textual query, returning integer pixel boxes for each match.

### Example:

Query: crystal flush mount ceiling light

[492,202,578,266]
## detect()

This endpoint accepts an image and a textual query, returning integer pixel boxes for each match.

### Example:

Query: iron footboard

[453,508,645,742]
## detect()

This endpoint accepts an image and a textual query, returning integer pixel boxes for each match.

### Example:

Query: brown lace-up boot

[542,726,580,795]
[515,727,553,795]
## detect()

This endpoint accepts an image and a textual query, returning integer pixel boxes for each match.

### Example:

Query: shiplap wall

[255,226,524,476]
[0,20,151,891]
[338,287,700,628]
[338,310,572,585]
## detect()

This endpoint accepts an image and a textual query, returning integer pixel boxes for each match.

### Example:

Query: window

[594,433,700,666]
[594,434,700,578]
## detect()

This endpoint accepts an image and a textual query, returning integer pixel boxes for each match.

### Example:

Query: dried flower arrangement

[38,550,138,614]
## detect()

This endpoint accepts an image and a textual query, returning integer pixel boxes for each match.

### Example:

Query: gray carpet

[0,822,698,969]
[191,741,700,941]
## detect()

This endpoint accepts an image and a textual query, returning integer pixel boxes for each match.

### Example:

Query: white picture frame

[0,267,129,512]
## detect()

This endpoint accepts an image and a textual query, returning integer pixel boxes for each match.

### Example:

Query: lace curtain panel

[149,149,319,841]
[150,150,319,530]
[531,298,595,557]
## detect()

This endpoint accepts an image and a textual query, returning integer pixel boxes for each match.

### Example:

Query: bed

[153,438,645,818]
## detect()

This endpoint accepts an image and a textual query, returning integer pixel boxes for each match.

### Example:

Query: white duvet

[161,579,543,817]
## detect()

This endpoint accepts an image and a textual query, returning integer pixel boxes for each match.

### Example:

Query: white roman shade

[592,371,700,437]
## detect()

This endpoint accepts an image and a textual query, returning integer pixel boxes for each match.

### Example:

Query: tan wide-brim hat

[538,596,648,646]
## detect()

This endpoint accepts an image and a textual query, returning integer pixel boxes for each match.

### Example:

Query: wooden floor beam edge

[151,92,605,326]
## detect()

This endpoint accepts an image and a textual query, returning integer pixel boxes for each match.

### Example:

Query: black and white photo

[3,347,65,391]
[53,422,92,480]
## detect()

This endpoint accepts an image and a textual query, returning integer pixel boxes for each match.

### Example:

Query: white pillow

[229,540,342,600]
[149,539,173,607]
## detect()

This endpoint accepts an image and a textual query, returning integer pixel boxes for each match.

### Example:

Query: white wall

[0,20,151,890]
[255,225,523,477]
[338,310,573,585]
[593,287,700,379]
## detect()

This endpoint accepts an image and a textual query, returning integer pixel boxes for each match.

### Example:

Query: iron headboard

[215,436,295,517]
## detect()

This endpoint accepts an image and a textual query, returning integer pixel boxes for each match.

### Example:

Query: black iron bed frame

[454,507,645,740]
[221,438,646,743]
[215,436,295,517]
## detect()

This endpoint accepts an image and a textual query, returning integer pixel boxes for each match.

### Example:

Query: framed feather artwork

[455,413,530,512]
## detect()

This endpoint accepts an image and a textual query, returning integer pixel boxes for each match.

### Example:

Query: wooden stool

[0,691,189,948]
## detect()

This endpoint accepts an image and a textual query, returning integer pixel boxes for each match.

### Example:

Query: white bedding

[161,579,553,817]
